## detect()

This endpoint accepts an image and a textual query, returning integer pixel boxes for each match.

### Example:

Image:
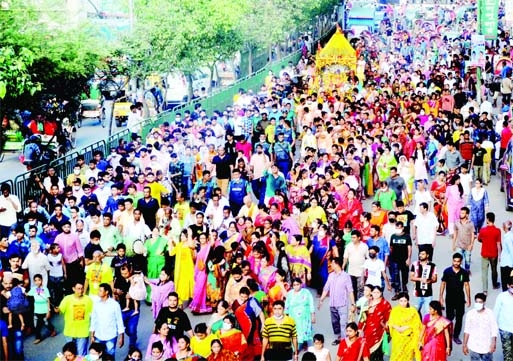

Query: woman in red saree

[336,322,370,361]
[337,188,363,230]
[234,287,265,360]
[420,300,452,361]
[430,171,448,235]
[358,286,392,361]
[215,315,249,361]
[207,339,239,361]
[358,213,373,242]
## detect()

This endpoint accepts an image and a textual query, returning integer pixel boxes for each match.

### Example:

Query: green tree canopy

[0,0,112,114]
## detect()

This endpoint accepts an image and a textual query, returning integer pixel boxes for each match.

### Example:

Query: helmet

[503,105,510,113]
[29,134,41,143]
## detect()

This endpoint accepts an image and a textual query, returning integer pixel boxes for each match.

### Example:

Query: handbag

[382,332,391,356]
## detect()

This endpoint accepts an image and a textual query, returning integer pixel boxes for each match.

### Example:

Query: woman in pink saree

[189,233,212,314]
[420,300,452,361]
[444,174,464,236]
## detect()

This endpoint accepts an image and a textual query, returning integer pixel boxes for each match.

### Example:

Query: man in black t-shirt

[155,292,193,340]
[439,252,470,345]
[471,139,487,181]
[395,201,415,235]
[390,221,412,300]
[409,249,437,316]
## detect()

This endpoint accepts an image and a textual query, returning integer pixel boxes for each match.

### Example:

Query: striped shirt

[262,315,297,343]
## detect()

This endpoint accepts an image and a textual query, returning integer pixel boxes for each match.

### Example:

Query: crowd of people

[1,1,513,361]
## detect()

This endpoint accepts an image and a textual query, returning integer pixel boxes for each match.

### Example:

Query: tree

[125,0,245,98]
[0,46,39,120]
[0,0,112,118]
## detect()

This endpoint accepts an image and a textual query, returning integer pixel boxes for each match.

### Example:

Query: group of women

[336,286,452,361]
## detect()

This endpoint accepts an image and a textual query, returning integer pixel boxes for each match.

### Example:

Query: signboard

[505,0,513,32]
[470,34,486,67]
[478,0,499,40]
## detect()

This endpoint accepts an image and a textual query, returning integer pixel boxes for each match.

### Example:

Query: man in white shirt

[127,104,142,140]
[413,202,438,260]
[342,230,369,300]
[90,283,125,357]
[249,144,271,206]
[0,183,21,238]
[363,246,391,290]
[204,194,227,230]
[494,277,513,361]
[463,292,498,359]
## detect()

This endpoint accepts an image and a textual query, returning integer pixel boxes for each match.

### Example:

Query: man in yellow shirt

[56,281,94,356]
[261,300,298,361]
[84,250,114,300]
[146,172,169,206]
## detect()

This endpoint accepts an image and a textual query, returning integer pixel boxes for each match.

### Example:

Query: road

[0,113,123,183]
[21,174,508,361]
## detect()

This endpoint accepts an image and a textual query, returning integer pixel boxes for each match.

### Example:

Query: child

[433,158,448,175]
[111,243,130,280]
[307,334,331,361]
[47,243,66,310]
[125,271,146,315]
[356,284,373,323]
[27,274,56,343]
[3,278,29,330]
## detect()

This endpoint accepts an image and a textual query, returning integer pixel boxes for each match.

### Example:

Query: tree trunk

[185,73,193,102]
[268,45,273,63]
[108,99,115,138]
[248,46,253,75]
[276,43,282,60]
[162,72,168,110]
[208,64,214,95]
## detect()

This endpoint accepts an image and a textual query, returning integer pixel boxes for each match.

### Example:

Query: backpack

[7,286,30,314]
[22,143,41,165]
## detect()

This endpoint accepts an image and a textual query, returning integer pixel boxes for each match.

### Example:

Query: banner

[478,0,499,40]
[470,34,486,67]
[505,0,513,32]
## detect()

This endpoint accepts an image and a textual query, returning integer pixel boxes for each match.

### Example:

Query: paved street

[21,174,508,360]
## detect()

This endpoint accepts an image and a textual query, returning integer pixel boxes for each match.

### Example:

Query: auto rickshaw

[113,96,132,127]
[78,99,104,127]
